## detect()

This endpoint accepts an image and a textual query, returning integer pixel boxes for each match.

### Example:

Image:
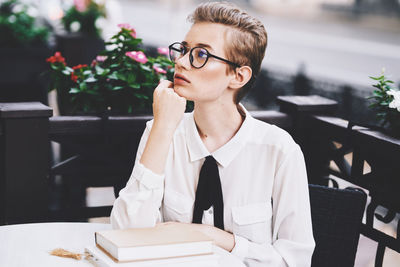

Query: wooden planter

[55,33,104,66]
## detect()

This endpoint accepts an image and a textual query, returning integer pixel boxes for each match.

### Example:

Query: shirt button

[208,209,213,215]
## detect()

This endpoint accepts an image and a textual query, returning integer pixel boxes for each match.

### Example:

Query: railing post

[277,95,338,185]
[0,102,52,224]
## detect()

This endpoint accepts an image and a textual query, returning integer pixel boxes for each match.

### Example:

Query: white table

[0,222,245,267]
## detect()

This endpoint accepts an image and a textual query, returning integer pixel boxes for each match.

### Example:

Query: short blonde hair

[188,1,268,103]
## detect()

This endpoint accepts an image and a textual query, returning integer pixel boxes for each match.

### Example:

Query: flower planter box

[55,33,104,66]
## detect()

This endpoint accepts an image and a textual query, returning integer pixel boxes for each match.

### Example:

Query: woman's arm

[157,222,235,252]
[231,145,315,266]
[110,80,186,229]
[140,80,186,174]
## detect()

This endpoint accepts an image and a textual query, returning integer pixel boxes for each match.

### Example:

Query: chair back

[309,184,367,267]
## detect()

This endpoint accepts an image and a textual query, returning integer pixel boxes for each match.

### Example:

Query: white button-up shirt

[111,105,315,267]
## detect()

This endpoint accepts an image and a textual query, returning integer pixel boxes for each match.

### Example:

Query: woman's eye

[197,50,207,58]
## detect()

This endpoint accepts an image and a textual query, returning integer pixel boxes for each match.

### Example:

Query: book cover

[95,224,214,262]
[85,245,219,267]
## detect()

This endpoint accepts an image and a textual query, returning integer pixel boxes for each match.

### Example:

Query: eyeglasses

[168,42,241,69]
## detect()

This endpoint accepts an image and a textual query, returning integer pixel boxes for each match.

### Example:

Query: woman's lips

[174,74,190,85]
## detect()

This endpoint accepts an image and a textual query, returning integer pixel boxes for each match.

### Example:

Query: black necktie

[192,156,224,230]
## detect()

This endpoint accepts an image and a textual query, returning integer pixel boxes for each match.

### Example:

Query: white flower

[8,15,16,23]
[70,21,81,32]
[12,4,24,13]
[387,89,400,112]
[27,7,39,18]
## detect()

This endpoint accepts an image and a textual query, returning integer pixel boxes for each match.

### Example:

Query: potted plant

[47,23,174,115]
[56,0,106,66]
[0,0,52,103]
[368,71,400,137]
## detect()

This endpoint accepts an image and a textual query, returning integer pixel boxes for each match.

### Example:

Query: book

[85,245,219,267]
[94,224,214,262]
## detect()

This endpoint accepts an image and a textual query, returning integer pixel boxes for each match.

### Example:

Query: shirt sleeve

[110,120,165,229]
[231,144,315,267]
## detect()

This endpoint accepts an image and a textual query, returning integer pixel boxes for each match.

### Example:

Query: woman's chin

[173,86,191,100]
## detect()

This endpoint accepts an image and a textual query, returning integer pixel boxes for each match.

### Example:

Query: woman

[111,2,315,266]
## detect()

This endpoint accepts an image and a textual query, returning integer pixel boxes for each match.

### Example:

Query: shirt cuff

[231,234,249,260]
[132,162,164,190]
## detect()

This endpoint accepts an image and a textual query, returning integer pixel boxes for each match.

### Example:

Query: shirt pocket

[162,188,193,222]
[231,202,272,244]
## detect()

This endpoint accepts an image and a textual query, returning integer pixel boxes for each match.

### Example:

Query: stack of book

[85,224,219,267]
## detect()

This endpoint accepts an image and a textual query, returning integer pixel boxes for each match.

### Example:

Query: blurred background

[2,0,400,123]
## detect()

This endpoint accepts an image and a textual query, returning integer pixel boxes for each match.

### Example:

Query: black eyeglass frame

[168,42,241,69]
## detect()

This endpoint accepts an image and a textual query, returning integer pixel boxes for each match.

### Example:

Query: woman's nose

[175,51,191,70]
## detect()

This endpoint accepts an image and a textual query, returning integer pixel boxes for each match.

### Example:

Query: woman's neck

[193,101,244,153]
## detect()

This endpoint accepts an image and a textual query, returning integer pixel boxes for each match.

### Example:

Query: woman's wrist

[152,118,179,137]
[201,224,235,252]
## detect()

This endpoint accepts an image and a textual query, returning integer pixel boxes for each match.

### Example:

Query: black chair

[309,184,367,267]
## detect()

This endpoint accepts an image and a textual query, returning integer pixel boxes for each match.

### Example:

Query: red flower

[72,64,88,70]
[46,52,66,65]
[71,73,78,82]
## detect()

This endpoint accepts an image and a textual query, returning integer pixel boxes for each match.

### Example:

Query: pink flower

[117,23,136,38]
[117,23,131,29]
[74,0,88,12]
[125,51,148,64]
[153,65,166,74]
[96,55,107,62]
[157,47,169,56]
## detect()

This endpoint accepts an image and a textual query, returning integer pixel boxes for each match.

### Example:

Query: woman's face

[173,22,236,103]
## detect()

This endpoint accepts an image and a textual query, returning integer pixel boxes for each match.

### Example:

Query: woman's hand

[157,222,235,252]
[139,80,186,175]
[152,80,187,132]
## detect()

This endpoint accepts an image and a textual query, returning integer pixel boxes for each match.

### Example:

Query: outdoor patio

[1,0,399,266]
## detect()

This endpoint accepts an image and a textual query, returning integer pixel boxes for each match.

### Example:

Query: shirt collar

[185,104,254,168]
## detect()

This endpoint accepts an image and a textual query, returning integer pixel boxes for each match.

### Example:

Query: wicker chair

[309,184,367,267]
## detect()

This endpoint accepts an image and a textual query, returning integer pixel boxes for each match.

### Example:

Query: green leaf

[79,82,88,91]
[95,65,110,76]
[116,72,127,82]
[369,76,382,81]
[140,64,151,72]
[108,72,119,80]
[85,90,98,95]
[373,91,383,97]
[127,72,136,84]
[69,88,80,94]
[112,86,124,90]
[85,77,97,83]
[128,83,140,89]
[62,69,71,75]
[51,64,60,70]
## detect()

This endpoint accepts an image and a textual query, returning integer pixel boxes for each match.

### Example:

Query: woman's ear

[228,66,252,90]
